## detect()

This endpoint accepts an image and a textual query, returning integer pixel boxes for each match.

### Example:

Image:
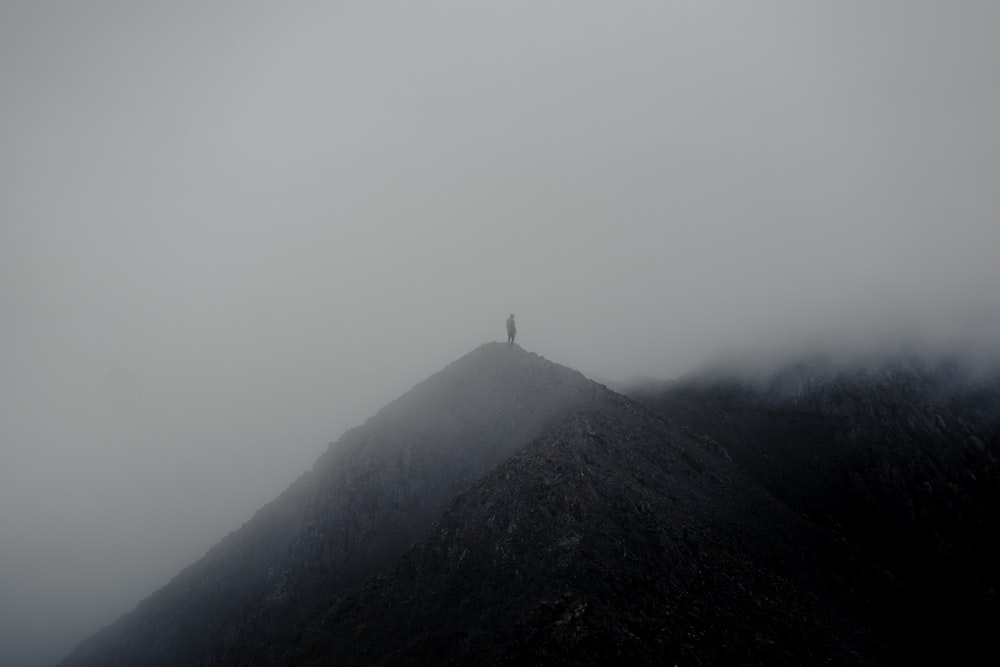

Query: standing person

[506,314,516,345]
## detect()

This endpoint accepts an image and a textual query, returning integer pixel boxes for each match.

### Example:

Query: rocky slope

[631,353,1000,659]
[58,344,982,665]
[58,344,645,667]
[284,409,922,666]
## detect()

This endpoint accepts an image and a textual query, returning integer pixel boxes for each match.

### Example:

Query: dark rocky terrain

[285,410,920,666]
[58,344,647,666]
[58,344,998,666]
[631,353,1000,661]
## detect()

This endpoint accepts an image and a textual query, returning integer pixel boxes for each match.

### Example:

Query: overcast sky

[2,2,999,665]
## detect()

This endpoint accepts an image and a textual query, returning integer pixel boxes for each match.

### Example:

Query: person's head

[509,313,514,318]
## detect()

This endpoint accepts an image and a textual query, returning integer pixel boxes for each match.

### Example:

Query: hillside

[58,344,641,666]
[631,353,1000,659]
[57,344,980,665]
[283,409,920,665]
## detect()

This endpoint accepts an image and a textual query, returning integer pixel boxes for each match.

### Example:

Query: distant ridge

[632,354,1000,662]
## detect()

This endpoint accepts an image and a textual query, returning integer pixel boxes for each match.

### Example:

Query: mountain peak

[61,342,984,665]
[59,343,632,667]
[362,342,600,429]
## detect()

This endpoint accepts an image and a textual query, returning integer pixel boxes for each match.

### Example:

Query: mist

[2,2,998,665]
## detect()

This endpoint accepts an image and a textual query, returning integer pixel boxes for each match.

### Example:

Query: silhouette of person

[506,314,516,345]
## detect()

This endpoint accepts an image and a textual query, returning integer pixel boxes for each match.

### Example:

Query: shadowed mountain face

[59,345,980,666]
[631,354,1000,657]
[285,410,915,666]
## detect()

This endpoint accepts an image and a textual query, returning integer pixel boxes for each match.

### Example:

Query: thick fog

[2,2,998,665]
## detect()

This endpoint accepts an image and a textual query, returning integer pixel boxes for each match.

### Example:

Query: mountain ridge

[284,408,914,665]
[58,343,991,665]
[630,354,1000,660]
[58,343,641,666]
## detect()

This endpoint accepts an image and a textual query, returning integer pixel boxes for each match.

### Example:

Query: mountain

[630,352,1000,659]
[58,344,981,665]
[282,410,919,666]
[59,344,638,666]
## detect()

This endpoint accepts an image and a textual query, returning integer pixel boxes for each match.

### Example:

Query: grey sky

[2,2,999,665]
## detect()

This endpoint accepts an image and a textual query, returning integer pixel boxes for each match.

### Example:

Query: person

[506,314,516,345]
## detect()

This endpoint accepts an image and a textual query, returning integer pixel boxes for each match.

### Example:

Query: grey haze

[1,2,998,665]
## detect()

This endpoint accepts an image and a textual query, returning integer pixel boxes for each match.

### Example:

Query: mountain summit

[59,344,962,665]
[60,344,638,666]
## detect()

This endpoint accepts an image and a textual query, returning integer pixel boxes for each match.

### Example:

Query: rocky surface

[631,353,1000,660]
[286,409,920,666]
[58,345,993,666]
[58,344,644,667]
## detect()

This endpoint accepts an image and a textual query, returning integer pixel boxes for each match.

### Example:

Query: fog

[2,2,998,665]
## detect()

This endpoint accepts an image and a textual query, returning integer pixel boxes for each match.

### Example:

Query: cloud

[2,2,999,664]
